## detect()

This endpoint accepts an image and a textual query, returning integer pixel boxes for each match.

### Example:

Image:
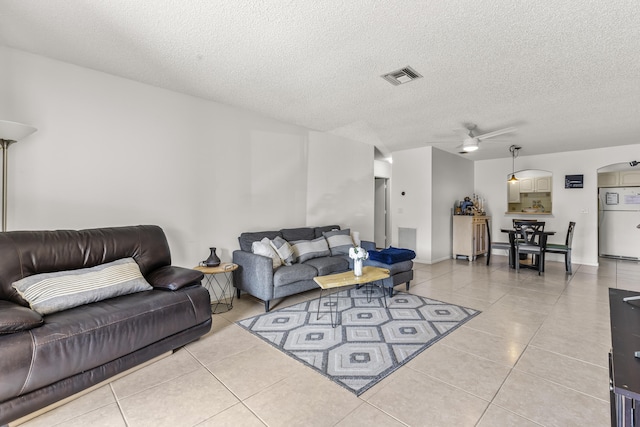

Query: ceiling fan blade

[476,127,517,140]
[424,139,462,145]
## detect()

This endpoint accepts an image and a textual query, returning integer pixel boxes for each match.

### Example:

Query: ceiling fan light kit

[462,138,479,152]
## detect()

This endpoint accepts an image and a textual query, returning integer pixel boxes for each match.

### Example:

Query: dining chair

[486,218,514,267]
[514,228,548,275]
[512,218,537,226]
[514,220,545,240]
[513,221,545,263]
[545,221,576,274]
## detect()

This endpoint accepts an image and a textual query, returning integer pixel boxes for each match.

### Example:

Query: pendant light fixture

[508,145,521,183]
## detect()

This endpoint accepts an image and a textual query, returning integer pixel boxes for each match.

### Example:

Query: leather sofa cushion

[273,264,317,287]
[0,286,210,402]
[0,301,43,334]
[238,231,282,252]
[303,256,349,276]
[0,225,171,307]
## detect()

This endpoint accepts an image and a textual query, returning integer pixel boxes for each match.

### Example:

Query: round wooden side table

[193,262,238,313]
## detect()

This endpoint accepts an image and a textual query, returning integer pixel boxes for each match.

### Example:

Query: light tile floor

[18,256,640,427]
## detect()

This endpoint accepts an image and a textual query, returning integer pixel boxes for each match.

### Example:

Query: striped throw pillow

[290,236,331,263]
[323,228,354,256]
[12,258,153,315]
[270,236,295,266]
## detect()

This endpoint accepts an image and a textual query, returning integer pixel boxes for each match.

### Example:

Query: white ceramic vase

[353,259,363,276]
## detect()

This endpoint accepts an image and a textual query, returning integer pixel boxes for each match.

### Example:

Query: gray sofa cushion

[280,227,315,242]
[273,264,318,287]
[314,225,340,238]
[363,259,413,275]
[238,231,282,252]
[303,256,349,276]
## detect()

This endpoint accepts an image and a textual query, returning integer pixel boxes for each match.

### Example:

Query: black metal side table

[193,262,238,314]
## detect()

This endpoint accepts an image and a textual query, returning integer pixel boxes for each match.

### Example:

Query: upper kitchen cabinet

[519,176,551,192]
[598,170,640,187]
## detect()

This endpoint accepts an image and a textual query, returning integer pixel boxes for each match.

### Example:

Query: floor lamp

[0,120,37,232]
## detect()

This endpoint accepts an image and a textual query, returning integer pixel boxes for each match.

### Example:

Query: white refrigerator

[598,187,640,260]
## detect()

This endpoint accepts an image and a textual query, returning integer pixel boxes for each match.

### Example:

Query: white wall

[0,47,375,267]
[432,148,474,262]
[390,146,474,263]
[307,131,374,240]
[475,144,640,266]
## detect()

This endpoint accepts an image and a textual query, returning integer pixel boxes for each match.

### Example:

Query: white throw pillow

[252,237,282,269]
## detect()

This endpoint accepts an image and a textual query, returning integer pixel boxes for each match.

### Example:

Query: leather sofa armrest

[146,266,204,291]
[0,300,44,333]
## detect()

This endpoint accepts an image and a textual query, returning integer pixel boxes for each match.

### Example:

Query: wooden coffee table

[314,266,390,327]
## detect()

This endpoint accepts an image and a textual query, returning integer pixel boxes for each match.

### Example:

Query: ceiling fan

[455,123,517,153]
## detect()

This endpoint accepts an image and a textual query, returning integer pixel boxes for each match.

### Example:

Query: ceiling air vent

[381,66,423,86]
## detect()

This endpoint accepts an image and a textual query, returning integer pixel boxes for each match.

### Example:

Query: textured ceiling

[1,0,639,160]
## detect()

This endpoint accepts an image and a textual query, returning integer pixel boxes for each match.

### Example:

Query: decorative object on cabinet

[452,215,490,261]
[0,120,37,231]
[455,194,486,216]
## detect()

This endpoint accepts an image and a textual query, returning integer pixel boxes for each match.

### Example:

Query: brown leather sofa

[0,225,212,425]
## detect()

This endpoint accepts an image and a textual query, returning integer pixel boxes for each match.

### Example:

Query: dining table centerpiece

[348,245,369,276]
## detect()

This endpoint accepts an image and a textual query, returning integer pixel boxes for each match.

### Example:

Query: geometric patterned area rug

[237,286,480,395]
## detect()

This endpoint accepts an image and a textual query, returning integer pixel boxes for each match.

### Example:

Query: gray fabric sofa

[232,225,413,311]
